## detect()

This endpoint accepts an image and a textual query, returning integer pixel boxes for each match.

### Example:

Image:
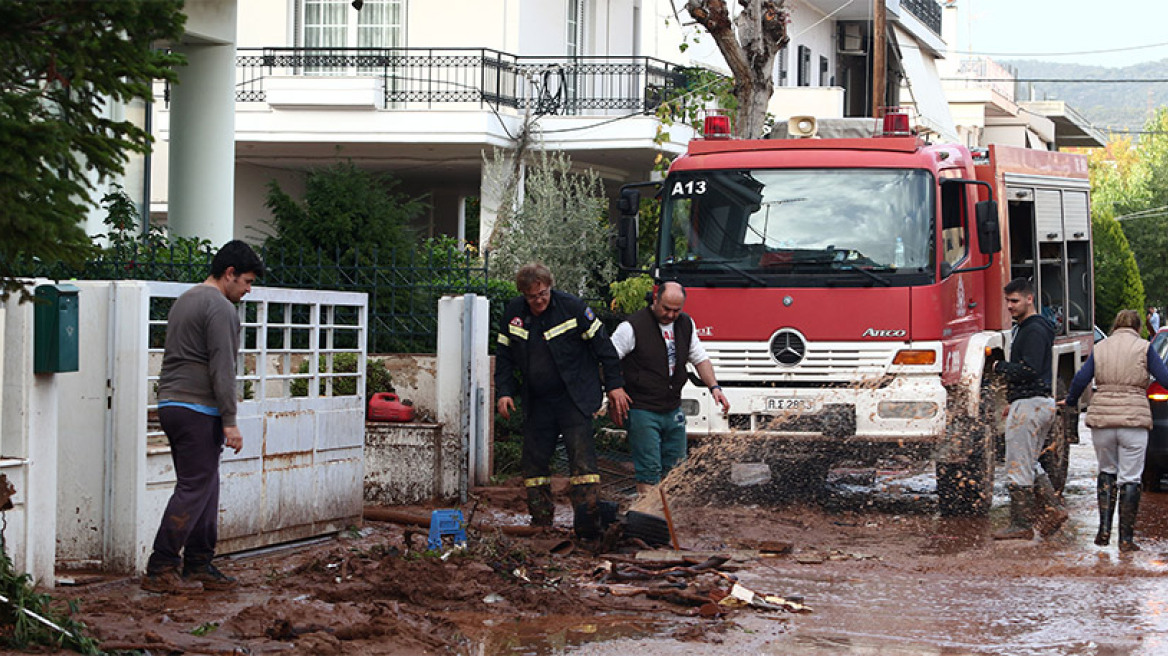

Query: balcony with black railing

[234,47,687,117]
[901,0,942,35]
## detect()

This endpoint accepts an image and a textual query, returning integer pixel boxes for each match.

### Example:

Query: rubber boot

[1033,473,1069,537]
[570,483,601,540]
[993,485,1035,540]
[1118,482,1141,552]
[526,484,554,528]
[1095,472,1118,546]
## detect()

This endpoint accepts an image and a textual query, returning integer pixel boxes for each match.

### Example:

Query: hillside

[1002,58,1168,138]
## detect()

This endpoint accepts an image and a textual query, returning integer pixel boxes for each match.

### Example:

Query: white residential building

[933,0,1104,150]
[145,0,956,247]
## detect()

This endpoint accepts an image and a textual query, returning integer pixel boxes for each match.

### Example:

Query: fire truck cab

[617,115,1092,516]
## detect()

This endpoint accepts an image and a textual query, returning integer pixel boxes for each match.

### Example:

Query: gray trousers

[1004,397,1057,486]
[1091,426,1148,485]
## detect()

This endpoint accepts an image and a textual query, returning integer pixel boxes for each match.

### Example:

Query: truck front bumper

[683,374,947,445]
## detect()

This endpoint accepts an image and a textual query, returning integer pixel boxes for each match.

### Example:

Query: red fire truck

[616,113,1093,515]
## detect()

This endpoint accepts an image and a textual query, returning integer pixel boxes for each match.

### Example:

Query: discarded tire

[623,511,671,546]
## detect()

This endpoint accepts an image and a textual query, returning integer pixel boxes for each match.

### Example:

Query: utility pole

[871,0,886,117]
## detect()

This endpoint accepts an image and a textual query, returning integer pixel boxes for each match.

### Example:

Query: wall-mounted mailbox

[34,283,79,374]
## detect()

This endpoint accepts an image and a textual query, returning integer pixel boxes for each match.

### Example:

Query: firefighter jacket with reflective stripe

[620,308,693,413]
[495,290,624,416]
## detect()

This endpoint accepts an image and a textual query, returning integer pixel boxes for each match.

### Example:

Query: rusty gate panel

[145,283,368,556]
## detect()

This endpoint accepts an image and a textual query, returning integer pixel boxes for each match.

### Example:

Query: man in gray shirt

[141,240,263,593]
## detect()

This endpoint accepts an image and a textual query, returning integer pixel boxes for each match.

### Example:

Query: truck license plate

[766,397,819,413]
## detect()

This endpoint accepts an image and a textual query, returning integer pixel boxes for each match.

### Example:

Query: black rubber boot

[569,483,601,540]
[993,485,1035,540]
[1095,472,1118,546]
[1118,482,1141,552]
[526,484,554,528]
[1033,473,1069,537]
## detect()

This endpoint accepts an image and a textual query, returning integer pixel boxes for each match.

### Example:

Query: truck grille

[705,340,899,383]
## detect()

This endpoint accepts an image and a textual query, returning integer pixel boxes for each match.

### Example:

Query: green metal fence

[19,242,507,354]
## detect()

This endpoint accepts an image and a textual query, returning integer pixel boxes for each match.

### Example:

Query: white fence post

[436,295,492,501]
[1,290,60,586]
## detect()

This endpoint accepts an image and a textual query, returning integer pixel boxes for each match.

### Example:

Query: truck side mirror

[976,200,1001,255]
[617,188,640,270]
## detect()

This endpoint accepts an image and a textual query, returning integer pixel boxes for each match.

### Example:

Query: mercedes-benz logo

[770,329,806,366]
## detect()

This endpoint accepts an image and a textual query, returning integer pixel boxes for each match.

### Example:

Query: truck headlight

[680,399,701,416]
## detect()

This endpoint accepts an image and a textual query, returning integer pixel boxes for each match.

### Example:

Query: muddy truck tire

[1040,409,1070,494]
[936,417,994,516]
[937,374,1002,517]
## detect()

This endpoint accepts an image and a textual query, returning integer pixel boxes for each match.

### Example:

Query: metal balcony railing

[900,0,941,35]
[235,47,686,116]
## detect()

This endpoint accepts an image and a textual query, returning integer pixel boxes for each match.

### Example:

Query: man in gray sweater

[141,240,264,593]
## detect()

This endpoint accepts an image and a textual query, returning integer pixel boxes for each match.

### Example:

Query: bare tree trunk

[686,0,788,139]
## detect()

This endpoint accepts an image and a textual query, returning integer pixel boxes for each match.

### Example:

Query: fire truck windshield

[657,168,935,287]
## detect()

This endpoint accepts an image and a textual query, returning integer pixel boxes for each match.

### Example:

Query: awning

[1019,100,1108,148]
[892,25,958,143]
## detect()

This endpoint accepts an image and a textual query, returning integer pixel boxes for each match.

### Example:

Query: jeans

[627,407,688,485]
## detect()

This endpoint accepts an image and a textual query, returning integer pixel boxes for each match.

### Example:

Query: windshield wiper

[661,257,766,286]
[704,260,767,286]
[836,264,892,287]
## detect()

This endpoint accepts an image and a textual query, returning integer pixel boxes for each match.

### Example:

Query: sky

[952,0,1168,68]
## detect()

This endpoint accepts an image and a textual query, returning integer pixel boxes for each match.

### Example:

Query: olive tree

[490,150,614,299]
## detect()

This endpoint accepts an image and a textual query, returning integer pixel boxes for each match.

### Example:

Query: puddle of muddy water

[475,616,669,656]
[775,634,979,655]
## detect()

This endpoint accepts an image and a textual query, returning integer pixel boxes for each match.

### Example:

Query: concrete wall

[411,0,512,50]
[373,353,438,417]
[184,0,238,44]
[783,2,837,88]
[236,0,291,47]
[235,162,307,242]
[364,423,461,504]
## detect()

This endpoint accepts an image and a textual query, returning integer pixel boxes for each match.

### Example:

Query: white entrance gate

[55,281,367,573]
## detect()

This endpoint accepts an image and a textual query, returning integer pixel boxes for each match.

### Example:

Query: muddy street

[578,437,1168,656]
[44,431,1168,655]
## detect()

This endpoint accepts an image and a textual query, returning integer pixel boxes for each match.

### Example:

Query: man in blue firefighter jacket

[495,262,630,538]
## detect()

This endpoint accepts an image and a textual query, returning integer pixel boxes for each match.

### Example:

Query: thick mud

[38,431,1168,655]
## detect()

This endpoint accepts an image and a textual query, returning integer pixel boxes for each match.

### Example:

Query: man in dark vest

[611,281,729,495]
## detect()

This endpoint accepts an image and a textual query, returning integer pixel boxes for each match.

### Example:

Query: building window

[777,45,788,86]
[797,45,811,87]
[567,0,584,56]
[819,55,829,86]
[302,0,404,72]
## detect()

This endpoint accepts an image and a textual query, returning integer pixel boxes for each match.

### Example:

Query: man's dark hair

[1003,277,1033,296]
[211,240,265,279]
